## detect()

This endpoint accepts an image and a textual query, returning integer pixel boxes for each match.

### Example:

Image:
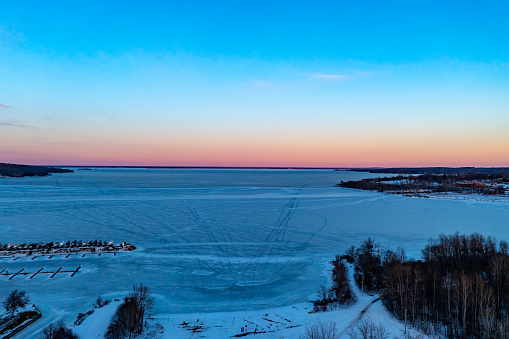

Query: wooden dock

[29,267,44,279]
[8,269,24,280]
[70,266,81,277]
[50,267,62,278]
[1,251,119,263]
[0,266,82,280]
[0,249,123,281]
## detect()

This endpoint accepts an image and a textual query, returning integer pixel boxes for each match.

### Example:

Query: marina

[0,240,135,258]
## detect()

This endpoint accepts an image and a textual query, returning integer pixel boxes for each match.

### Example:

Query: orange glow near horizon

[4,131,508,168]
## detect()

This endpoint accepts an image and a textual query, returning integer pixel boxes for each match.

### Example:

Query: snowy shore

[67,263,422,338]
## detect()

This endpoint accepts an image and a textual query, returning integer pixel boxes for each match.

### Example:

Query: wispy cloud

[0,103,14,109]
[311,74,352,80]
[309,70,379,82]
[0,121,31,128]
[237,70,377,89]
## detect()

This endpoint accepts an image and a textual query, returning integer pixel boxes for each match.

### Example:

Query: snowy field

[1,168,509,338]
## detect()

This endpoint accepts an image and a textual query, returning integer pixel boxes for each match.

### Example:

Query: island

[0,163,73,177]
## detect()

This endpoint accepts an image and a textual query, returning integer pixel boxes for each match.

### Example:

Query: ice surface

[1,169,508,336]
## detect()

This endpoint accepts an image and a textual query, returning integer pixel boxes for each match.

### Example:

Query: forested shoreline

[0,163,73,177]
[342,233,509,338]
[338,172,508,196]
[345,168,509,175]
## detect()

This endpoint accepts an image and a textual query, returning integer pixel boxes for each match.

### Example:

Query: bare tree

[479,288,496,338]
[331,257,355,305]
[105,296,139,339]
[300,321,339,339]
[313,285,330,312]
[348,319,389,339]
[132,283,154,332]
[2,289,30,316]
[105,283,154,339]
[459,274,472,336]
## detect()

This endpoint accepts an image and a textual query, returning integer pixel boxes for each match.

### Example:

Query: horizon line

[45,165,509,170]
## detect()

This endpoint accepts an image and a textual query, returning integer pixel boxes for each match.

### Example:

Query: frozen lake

[1,168,509,318]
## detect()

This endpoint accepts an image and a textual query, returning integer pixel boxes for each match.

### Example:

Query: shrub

[300,321,339,339]
[41,321,78,339]
[348,319,389,339]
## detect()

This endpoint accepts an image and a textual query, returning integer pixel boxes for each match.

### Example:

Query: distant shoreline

[4,164,509,174]
[346,167,509,175]
[60,166,345,170]
[14,165,509,172]
[0,163,73,178]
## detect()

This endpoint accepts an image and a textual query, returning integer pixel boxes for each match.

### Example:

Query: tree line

[346,167,509,177]
[338,173,507,195]
[0,163,73,177]
[346,233,509,338]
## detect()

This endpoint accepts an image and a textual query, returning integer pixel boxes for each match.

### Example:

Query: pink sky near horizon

[2,108,508,167]
[3,132,508,168]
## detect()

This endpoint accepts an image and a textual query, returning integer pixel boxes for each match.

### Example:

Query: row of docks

[0,266,81,280]
[0,251,118,260]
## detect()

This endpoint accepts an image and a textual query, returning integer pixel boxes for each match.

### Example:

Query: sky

[1,1,508,167]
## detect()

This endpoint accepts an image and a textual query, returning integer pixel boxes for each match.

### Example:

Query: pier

[1,266,83,280]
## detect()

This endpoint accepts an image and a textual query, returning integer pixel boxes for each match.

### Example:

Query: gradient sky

[1,1,508,167]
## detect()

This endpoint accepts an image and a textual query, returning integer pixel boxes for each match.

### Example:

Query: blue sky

[1,1,508,166]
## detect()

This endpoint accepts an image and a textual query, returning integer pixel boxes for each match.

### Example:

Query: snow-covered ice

[1,168,508,337]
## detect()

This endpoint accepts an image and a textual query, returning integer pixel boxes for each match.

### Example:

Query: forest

[346,233,509,338]
[0,163,73,177]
